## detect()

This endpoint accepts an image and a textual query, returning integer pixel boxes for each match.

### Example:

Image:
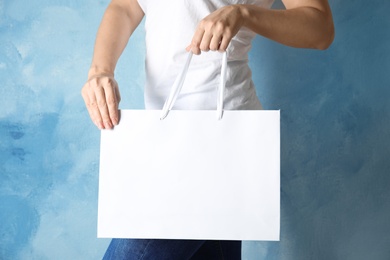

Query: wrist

[88,66,115,80]
[235,5,250,28]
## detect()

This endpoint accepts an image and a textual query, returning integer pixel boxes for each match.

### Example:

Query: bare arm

[241,0,334,49]
[82,0,144,129]
[187,0,334,54]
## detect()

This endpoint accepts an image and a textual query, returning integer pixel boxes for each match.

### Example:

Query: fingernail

[105,121,113,129]
[112,118,118,125]
[96,121,104,130]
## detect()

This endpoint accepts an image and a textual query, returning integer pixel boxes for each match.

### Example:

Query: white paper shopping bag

[98,52,280,241]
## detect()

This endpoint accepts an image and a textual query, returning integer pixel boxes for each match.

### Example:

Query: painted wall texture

[0,0,389,259]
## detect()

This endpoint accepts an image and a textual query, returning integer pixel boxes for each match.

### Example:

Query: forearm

[238,4,334,50]
[89,1,144,78]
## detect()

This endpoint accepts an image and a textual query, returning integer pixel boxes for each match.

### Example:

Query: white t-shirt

[137,0,275,110]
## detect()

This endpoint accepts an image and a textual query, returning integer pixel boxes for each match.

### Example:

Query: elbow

[315,12,335,50]
[316,24,335,50]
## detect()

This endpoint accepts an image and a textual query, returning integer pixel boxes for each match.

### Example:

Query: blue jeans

[103,239,241,260]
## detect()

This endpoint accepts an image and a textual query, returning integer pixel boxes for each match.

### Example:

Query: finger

[103,79,120,126]
[114,80,121,103]
[84,88,104,129]
[86,101,103,130]
[209,34,222,51]
[114,80,121,125]
[199,32,213,52]
[82,85,101,129]
[190,28,205,55]
[224,26,236,51]
[94,86,113,129]
[96,89,115,129]
[219,35,231,52]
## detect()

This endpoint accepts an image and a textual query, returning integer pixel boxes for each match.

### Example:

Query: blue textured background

[1,0,389,259]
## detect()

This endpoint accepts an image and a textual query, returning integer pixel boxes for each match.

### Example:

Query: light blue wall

[0,0,389,259]
[245,1,390,259]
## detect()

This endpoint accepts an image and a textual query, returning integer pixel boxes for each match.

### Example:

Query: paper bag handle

[160,52,227,120]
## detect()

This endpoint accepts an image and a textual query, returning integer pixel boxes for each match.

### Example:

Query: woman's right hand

[81,74,121,130]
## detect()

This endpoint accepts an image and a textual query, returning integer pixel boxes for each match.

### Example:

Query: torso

[137,0,275,110]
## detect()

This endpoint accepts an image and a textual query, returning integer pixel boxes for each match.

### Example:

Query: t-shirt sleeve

[137,0,147,13]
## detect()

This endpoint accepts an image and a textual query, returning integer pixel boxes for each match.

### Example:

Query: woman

[82,0,334,259]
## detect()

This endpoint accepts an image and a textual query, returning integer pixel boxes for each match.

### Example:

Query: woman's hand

[81,74,121,130]
[188,1,334,53]
[80,0,144,130]
[187,5,244,54]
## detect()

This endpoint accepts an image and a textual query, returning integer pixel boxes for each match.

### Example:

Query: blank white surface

[98,110,280,241]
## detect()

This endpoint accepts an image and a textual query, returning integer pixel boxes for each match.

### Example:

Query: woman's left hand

[186,5,244,54]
